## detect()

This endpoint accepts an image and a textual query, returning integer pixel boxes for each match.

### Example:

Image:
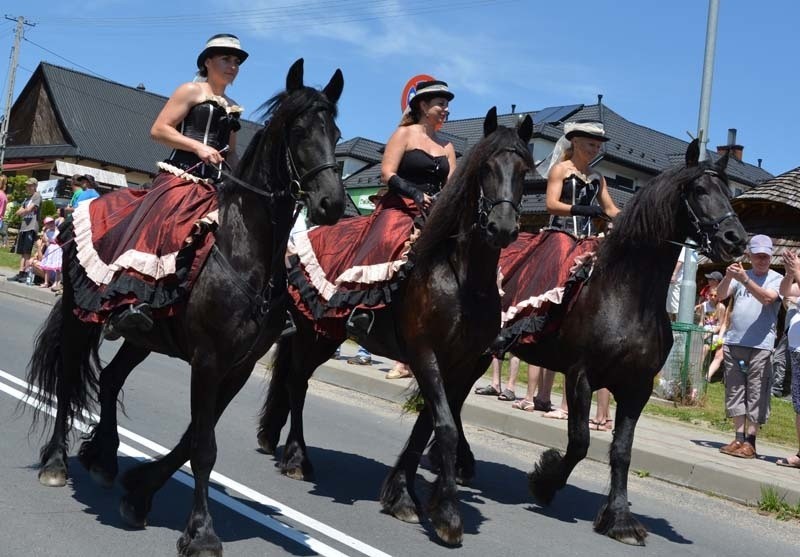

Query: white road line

[0,369,393,557]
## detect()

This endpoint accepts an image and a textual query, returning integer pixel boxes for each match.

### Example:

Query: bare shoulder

[550,160,572,180]
[171,82,205,103]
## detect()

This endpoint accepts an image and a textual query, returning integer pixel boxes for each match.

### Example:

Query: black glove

[388,175,425,206]
[570,204,605,218]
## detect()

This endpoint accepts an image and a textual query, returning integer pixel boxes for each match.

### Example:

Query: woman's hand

[196,144,224,166]
[418,193,433,212]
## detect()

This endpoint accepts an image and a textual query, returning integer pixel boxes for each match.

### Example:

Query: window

[613,175,635,192]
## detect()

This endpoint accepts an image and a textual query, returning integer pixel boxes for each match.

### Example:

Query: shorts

[666,283,680,314]
[14,229,36,255]
[723,345,772,424]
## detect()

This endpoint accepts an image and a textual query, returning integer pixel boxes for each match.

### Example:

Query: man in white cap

[716,234,783,458]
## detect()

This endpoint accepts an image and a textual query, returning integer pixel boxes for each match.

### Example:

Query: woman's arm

[380,127,409,184]
[545,163,572,216]
[444,141,457,181]
[151,83,225,165]
[597,175,620,218]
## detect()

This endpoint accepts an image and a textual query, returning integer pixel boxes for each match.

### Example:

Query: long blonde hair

[0,174,7,191]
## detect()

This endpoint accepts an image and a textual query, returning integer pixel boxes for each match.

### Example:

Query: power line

[23,37,110,80]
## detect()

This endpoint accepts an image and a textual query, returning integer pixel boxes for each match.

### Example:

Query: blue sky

[3,0,799,175]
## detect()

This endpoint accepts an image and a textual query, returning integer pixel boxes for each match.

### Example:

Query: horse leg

[426,379,477,486]
[593,383,651,545]
[529,368,592,505]
[79,342,150,488]
[119,361,254,536]
[256,336,292,455]
[412,350,463,546]
[279,335,339,481]
[380,409,432,524]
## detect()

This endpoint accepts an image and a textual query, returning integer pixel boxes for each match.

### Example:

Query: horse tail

[257,338,293,454]
[26,297,102,434]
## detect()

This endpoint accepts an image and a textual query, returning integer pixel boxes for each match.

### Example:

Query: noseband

[682,169,737,255]
[477,146,524,230]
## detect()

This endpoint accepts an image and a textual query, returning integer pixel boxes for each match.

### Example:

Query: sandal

[589,418,613,431]
[512,399,535,412]
[497,388,516,401]
[542,408,568,420]
[474,385,500,396]
[776,453,800,468]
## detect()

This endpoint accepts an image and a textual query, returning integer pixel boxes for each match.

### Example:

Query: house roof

[335,137,384,163]
[733,166,800,210]
[10,62,262,175]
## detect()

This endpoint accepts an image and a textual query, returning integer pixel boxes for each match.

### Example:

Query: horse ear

[685,138,700,167]
[483,106,498,137]
[286,58,304,92]
[323,69,344,104]
[518,114,533,144]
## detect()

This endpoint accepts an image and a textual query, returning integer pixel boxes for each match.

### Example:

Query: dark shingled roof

[335,137,384,163]
[343,163,382,187]
[12,62,262,174]
[734,166,800,210]
[4,144,78,158]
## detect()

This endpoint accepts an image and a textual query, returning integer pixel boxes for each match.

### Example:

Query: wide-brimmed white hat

[197,34,249,70]
[409,80,454,109]
[564,121,609,142]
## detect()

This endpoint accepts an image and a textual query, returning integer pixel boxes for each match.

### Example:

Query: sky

[2,0,799,176]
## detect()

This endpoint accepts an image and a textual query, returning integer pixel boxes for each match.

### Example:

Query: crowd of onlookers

[2,173,99,294]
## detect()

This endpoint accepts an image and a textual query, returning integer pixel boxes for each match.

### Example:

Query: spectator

[74,174,100,206]
[475,355,528,402]
[64,174,85,221]
[777,250,800,468]
[32,216,62,289]
[771,322,791,398]
[510,365,557,411]
[8,178,42,282]
[666,246,697,321]
[0,175,8,247]
[716,234,783,459]
[699,270,723,300]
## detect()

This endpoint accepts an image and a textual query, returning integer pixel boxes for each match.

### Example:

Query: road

[0,294,798,556]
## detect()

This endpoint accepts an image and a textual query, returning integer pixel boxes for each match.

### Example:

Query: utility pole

[677,0,719,325]
[0,15,33,171]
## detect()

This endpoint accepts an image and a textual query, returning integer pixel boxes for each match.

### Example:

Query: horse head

[241,60,345,224]
[682,138,747,261]
[475,106,534,248]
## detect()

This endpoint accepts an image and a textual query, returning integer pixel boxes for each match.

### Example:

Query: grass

[483,356,799,448]
[0,246,21,270]
[758,485,800,521]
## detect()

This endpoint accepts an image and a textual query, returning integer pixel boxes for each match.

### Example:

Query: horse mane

[596,158,728,271]
[218,87,337,200]
[413,127,533,266]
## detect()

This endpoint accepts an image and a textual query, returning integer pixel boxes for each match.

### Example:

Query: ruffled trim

[157,161,213,184]
[71,195,216,285]
[501,285,565,326]
[203,95,244,114]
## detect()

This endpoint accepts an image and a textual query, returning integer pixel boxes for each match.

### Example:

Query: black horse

[451,139,746,545]
[258,108,533,545]
[26,59,345,557]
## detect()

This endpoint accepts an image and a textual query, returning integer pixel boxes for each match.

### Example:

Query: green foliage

[758,485,800,521]
[402,391,425,414]
[40,199,57,219]
[634,469,650,478]
[6,175,29,203]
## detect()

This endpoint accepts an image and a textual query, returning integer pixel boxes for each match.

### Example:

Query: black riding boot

[104,303,154,341]
[346,309,374,340]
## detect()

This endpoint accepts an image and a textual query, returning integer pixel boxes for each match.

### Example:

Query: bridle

[477,146,526,230]
[681,169,737,255]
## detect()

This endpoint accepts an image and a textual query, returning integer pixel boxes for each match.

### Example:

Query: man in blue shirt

[74,174,100,206]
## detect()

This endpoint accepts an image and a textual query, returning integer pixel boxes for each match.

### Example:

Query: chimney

[136,83,146,90]
[758,158,762,168]
[597,94,604,123]
[716,128,743,161]
[511,104,516,114]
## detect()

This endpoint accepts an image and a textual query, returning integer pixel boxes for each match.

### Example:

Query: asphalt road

[1,294,799,556]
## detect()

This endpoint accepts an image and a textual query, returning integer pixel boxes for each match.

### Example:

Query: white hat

[564,121,609,142]
[748,234,773,256]
[197,34,249,70]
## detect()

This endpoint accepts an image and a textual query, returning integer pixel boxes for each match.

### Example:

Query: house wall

[8,81,66,146]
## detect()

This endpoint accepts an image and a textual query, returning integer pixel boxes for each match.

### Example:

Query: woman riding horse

[27,56,345,557]
[258,108,534,546]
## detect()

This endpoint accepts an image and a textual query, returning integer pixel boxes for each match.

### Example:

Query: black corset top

[163,99,242,178]
[396,149,450,195]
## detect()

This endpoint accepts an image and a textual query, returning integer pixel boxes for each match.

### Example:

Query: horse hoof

[430,500,463,546]
[593,502,648,546]
[282,466,313,481]
[614,534,646,546]
[391,506,420,524]
[177,531,222,557]
[38,467,67,487]
[257,435,277,455]
[119,497,147,529]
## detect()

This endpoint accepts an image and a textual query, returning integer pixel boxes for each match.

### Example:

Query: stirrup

[346,309,374,339]
[103,303,153,341]
[279,312,297,338]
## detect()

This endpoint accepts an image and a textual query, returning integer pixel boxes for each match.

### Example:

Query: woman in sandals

[777,250,800,468]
